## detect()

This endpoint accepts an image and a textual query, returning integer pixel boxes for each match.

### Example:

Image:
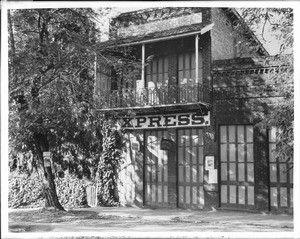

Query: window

[178,51,203,85]
[145,56,168,88]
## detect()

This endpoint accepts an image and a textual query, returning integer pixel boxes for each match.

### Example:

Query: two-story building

[95,7,293,213]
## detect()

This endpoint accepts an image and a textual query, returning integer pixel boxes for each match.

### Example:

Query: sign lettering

[121,112,210,129]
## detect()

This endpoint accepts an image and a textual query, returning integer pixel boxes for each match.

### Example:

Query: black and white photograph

[1,1,299,239]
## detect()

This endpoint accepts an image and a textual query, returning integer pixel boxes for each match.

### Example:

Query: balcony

[100,83,209,110]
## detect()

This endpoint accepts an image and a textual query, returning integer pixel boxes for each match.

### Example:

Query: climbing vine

[96,121,125,206]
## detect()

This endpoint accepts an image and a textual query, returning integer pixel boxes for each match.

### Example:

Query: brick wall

[211,9,263,60]
[211,8,236,60]
[211,58,287,211]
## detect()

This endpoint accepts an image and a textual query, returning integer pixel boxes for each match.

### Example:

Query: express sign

[121,112,210,129]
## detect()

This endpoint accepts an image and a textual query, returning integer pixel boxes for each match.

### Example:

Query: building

[96,7,293,213]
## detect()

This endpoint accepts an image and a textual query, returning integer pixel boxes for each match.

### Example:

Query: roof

[108,22,214,47]
[103,7,269,56]
[224,8,269,56]
[108,7,211,46]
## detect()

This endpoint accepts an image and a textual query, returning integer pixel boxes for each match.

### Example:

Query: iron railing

[101,84,206,109]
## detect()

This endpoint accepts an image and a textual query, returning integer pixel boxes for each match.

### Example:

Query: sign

[160,138,175,151]
[207,169,218,184]
[43,152,51,158]
[205,156,215,170]
[204,156,217,186]
[121,112,210,129]
[43,152,51,167]
[44,158,51,167]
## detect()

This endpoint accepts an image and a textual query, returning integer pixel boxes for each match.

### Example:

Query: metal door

[145,130,169,207]
[220,125,255,209]
[178,129,204,209]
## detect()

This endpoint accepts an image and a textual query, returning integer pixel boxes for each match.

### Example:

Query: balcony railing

[101,84,207,109]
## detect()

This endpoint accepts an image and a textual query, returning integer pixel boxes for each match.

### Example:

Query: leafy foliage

[237,8,294,163]
[96,121,125,206]
[8,7,139,209]
[9,172,44,208]
[55,171,88,209]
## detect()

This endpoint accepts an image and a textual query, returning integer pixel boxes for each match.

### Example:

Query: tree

[8,8,99,210]
[8,8,112,210]
[237,8,293,163]
[8,7,144,210]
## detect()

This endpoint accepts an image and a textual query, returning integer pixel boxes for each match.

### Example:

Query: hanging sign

[160,138,175,151]
[121,111,210,129]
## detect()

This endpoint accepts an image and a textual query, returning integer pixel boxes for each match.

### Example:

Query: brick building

[96,8,293,213]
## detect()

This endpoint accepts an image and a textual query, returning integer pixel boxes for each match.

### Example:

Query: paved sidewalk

[7,206,294,238]
[79,206,293,231]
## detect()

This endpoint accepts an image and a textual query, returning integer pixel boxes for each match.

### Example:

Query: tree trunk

[8,10,16,57]
[34,133,65,211]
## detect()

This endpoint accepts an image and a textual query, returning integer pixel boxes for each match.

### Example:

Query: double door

[219,125,255,209]
[144,129,204,209]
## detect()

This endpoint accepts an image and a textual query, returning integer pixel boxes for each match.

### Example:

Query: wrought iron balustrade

[101,84,206,109]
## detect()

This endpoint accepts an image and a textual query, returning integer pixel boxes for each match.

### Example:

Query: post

[141,43,145,89]
[195,34,199,84]
[136,44,145,104]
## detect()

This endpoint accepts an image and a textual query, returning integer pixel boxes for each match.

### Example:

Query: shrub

[55,171,88,209]
[8,171,89,209]
[8,172,44,208]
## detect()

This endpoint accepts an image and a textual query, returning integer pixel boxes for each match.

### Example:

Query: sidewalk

[7,206,294,238]
[81,207,293,228]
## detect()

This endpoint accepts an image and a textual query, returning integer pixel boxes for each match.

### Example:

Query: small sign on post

[43,151,51,167]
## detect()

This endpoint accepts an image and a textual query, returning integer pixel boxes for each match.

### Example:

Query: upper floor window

[146,56,168,88]
[178,51,203,85]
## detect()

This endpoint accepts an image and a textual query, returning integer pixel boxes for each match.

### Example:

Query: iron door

[178,129,204,209]
[220,125,255,209]
[145,130,169,207]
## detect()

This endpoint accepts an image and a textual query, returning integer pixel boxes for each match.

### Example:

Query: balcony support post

[195,34,199,84]
[139,43,145,89]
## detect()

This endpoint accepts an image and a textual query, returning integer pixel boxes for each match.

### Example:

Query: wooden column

[139,43,145,89]
[195,34,199,84]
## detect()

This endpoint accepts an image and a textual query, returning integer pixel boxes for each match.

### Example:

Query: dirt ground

[5,206,294,238]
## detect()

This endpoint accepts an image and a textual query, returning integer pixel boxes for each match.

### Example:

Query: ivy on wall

[96,124,125,206]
